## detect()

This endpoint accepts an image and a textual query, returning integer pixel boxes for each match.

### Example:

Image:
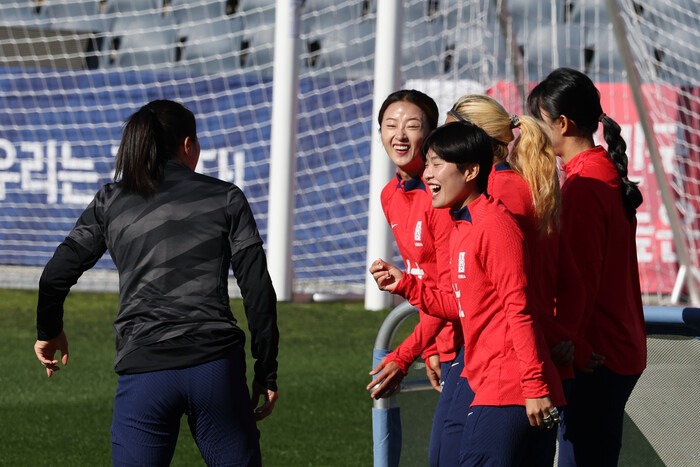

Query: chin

[431,199,449,210]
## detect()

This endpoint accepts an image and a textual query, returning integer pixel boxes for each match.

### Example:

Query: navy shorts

[110,346,261,466]
[459,405,557,466]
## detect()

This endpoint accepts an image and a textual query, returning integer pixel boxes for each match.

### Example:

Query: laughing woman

[365,90,466,466]
[371,121,564,466]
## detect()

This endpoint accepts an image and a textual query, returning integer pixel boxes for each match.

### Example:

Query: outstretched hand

[34,330,69,378]
[369,259,404,292]
[251,380,278,421]
[366,357,406,399]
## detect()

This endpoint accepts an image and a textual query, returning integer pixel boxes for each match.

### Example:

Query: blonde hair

[450,94,561,234]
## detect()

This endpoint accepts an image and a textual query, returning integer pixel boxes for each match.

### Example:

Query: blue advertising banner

[0,69,374,287]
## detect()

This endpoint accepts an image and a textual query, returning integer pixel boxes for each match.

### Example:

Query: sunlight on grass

[0,289,397,466]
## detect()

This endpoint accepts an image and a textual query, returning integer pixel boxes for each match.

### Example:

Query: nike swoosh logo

[391,224,398,228]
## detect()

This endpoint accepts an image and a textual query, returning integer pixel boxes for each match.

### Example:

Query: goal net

[1,0,699,304]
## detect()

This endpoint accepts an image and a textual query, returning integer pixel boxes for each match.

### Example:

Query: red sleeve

[428,205,455,294]
[387,206,455,366]
[393,274,461,322]
[561,177,605,368]
[480,216,549,399]
[387,311,445,368]
[556,235,593,368]
[421,342,439,360]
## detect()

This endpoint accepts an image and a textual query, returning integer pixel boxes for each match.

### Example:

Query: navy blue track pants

[110,346,261,467]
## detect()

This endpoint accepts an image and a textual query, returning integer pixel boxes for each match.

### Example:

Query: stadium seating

[104,13,178,68]
[303,0,363,31]
[39,0,109,33]
[524,24,586,82]
[585,27,627,83]
[240,23,275,71]
[644,0,700,40]
[402,21,445,79]
[447,23,508,81]
[439,0,499,47]
[304,20,374,79]
[103,0,162,14]
[404,0,438,24]
[654,28,700,86]
[0,0,40,23]
[238,0,275,28]
[570,0,611,25]
[507,0,566,41]
[180,16,243,73]
[169,0,226,25]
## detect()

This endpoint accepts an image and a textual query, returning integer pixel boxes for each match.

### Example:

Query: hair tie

[598,112,606,122]
[448,108,468,123]
[510,114,520,129]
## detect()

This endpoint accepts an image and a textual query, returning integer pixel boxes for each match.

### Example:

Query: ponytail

[510,115,562,234]
[601,115,643,220]
[451,94,561,235]
[114,100,196,198]
[529,68,643,220]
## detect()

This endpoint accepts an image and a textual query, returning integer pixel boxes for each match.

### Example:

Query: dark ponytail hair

[420,121,494,193]
[528,67,642,220]
[114,99,197,198]
[378,89,439,132]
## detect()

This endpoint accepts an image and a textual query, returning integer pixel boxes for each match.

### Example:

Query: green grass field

[1,288,410,466]
[0,288,665,466]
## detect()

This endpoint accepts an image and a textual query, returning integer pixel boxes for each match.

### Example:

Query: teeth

[394,145,409,151]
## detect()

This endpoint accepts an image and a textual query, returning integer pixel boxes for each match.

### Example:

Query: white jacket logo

[405,259,425,279]
[414,221,423,246]
[453,283,464,318]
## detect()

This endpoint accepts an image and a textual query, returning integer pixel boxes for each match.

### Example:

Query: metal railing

[372,303,700,467]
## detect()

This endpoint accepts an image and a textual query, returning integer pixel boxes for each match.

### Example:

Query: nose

[396,125,407,139]
[423,164,433,180]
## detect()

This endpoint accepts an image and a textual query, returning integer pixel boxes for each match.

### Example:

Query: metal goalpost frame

[268,0,303,302]
[603,0,700,304]
[371,301,421,467]
[364,0,404,311]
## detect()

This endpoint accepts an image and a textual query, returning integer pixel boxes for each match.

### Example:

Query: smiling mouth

[429,184,441,195]
[393,144,409,152]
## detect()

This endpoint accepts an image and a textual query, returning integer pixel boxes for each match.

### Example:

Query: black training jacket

[37,161,279,391]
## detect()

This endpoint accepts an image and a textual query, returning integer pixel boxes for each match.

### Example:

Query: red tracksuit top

[381,173,463,371]
[560,146,647,375]
[394,194,565,407]
[489,162,586,380]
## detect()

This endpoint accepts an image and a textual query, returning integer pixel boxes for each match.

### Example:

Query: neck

[457,191,481,210]
[559,135,596,164]
[397,167,422,180]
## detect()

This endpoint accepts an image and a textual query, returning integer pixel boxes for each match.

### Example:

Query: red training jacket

[395,194,565,407]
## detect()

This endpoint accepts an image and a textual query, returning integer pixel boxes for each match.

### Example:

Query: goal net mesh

[1,0,699,303]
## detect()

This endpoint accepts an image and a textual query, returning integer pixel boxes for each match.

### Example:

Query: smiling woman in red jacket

[365,89,466,467]
[371,121,564,466]
[528,67,647,467]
